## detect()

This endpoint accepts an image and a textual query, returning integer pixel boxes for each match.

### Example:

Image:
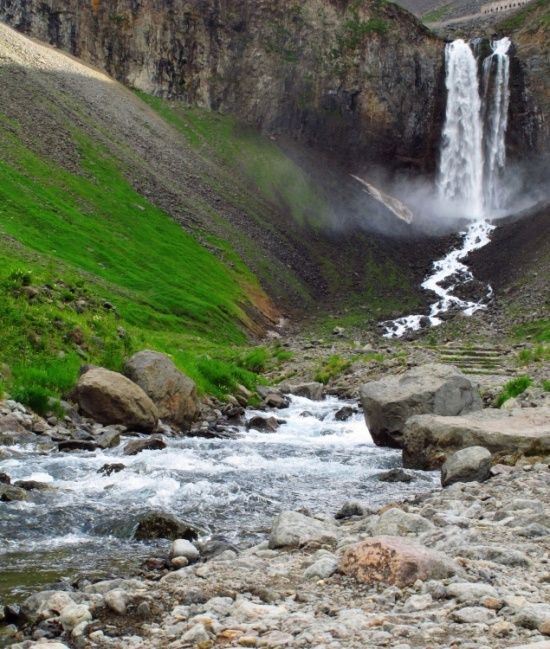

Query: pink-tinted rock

[340,536,459,587]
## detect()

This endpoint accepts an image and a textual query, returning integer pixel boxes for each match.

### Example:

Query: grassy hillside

[0,21,426,409]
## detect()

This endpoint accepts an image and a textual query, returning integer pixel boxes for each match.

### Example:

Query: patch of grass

[494,375,533,408]
[514,319,550,343]
[517,344,550,366]
[273,348,294,363]
[423,5,451,22]
[542,379,550,392]
[314,355,352,384]
[496,0,549,31]
[236,347,271,373]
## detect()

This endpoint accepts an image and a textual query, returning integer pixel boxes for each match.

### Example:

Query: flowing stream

[0,396,437,602]
[382,38,511,338]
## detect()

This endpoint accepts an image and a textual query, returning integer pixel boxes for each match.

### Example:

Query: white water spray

[438,39,484,218]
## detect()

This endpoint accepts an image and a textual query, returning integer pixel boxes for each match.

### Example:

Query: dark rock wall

[0,0,447,172]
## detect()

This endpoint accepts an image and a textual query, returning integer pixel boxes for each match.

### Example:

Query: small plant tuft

[494,375,533,408]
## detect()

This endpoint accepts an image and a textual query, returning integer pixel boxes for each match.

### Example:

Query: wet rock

[97,463,125,476]
[83,578,146,595]
[75,367,158,432]
[269,511,339,549]
[441,446,492,487]
[0,484,28,501]
[123,435,167,456]
[199,536,239,561]
[360,364,482,448]
[0,472,11,484]
[58,440,97,452]
[14,480,51,491]
[246,415,279,433]
[170,539,200,563]
[341,536,460,587]
[335,406,357,421]
[281,382,324,401]
[95,428,121,449]
[264,393,290,409]
[377,468,416,483]
[134,512,199,541]
[124,350,200,431]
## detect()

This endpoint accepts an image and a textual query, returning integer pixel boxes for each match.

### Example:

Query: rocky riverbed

[2,458,550,649]
[1,341,549,649]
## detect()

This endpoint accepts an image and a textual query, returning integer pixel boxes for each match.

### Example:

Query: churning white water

[0,396,437,600]
[382,37,511,338]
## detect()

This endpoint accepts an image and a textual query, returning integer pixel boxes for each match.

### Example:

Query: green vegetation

[516,344,550,366]
[314,355,352,384]
[423,5,451,22]
[514,318,550,343]
[496,0,549,31]
[494,375,533,408]
[542,379,550,392]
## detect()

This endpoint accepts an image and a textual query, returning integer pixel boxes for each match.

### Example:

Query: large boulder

[269,511,339,549]
[402,408,550,470]
[441,446,492,487]
[75,368,158,432]
[124,350,200,430]
[341,536,460,587]
[359,364,482,448]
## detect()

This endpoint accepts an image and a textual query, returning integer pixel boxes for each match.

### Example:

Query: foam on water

[0,395,437,598]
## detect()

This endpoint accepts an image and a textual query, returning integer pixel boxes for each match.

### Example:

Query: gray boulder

[360,364,481,448]
[75,367,158,432]
[281,382,324,401]
[402,408,550,470]
[441,446,492,487]
[124,350,200,431]
[170,539,200,562]
[269,511,339,549]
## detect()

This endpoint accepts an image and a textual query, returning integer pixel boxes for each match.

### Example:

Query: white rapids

[0,396,437,600]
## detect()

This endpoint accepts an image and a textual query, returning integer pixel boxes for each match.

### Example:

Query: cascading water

[382,37,512,338]
[483,37,512,211]
[438,39,485,219]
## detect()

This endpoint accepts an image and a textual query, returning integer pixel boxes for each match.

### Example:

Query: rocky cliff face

[0,0,446,172]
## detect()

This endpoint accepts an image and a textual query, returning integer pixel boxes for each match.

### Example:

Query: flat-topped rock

[360,364,482,448]
[403,408,550,470]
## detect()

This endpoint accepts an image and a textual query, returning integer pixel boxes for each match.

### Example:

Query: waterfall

[438,37,512,217]
[438,39,484,218]
[483,37,512,211]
